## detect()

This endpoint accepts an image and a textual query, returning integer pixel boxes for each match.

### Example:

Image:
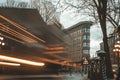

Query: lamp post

[97,50,107,80]
[113,40,120,67]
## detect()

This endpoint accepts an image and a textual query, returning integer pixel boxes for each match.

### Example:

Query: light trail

[0,55,45,66]
[0,62,20,66]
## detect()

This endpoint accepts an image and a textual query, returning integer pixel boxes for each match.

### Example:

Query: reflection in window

[83,42,90,47]
[83,27,90,32]
[83,50,89,54]
[83,35,90,40]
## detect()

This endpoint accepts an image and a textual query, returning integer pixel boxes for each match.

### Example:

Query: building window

[74,38,77,43]
[77,44,80,48]
[83,35,90,40]
[77,30,81,34]
[83,42,90,47]
[77,37,80,42]
[73,31,77,36]
[83,27,90,32]
[70,33,73,36]
[83,50,89,54]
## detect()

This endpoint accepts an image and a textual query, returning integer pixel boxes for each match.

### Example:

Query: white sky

[0,0,6,3]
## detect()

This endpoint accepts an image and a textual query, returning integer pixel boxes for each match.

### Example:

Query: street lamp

[96,50,107,80]
[113,40,120,67]
[83,58,89,65]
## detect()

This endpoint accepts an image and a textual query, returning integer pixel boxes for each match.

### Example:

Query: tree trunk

[103,34,114,79]
[96,0,114,79]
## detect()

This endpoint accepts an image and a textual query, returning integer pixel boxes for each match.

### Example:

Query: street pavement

[62,73,83,80]
[0,73,88,80]
[0,73,117,80]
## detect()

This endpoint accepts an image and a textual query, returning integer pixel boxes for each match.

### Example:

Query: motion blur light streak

[0,23,37,43]
[44,51,67,54]
[0,62,20,66]
[46,47,65,50]
[1,33,24,44]
[0,55,45,66]
[0,15,46,43]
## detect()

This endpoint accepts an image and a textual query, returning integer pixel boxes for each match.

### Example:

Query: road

[0,73,83,80]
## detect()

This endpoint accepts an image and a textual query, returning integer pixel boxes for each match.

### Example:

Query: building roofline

[66,21,93,30]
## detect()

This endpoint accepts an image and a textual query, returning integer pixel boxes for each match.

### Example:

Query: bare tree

[0,0,66,27]
[64,0,120,27]
[107,0,120,28]
[93,0,113,78]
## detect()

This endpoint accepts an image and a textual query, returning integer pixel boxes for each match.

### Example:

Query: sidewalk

[60,72,116,80]
[81,73,116,80]
[62,73,89,80]
[69,73,117,80]
[81,74,89,80]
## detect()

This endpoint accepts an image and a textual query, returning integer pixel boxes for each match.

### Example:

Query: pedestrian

[116,67,120,80]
